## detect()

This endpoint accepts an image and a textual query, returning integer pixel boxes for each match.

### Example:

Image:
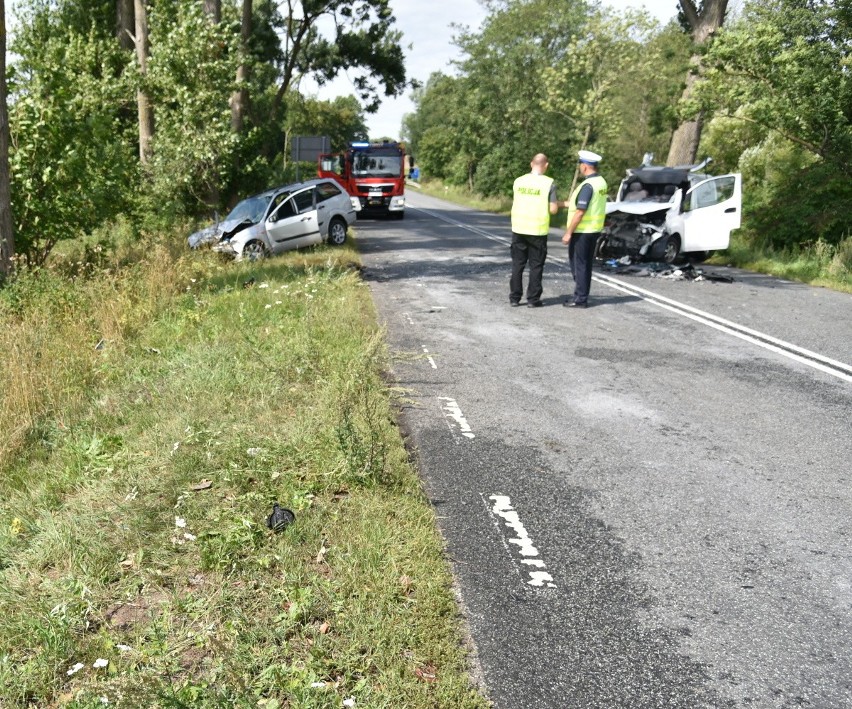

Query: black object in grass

[266,502,295,532]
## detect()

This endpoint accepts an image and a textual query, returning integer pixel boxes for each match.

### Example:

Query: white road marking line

[423,346,438,369]
[410,206,852,383]
[438,397,475,439]
[486,494,556,589]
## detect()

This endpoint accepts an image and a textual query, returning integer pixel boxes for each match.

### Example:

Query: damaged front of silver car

[187,218,253,251]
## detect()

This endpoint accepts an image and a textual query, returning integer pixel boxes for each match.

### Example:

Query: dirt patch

[105,590,168,631]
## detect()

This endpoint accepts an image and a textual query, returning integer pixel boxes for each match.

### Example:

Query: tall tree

[203,0,221,23]
[116,0,134,50]
[271,0,409,122]
[666,0,730,166]
[0,0,13,279]
[134,0,154,163]
[231,0,251,132]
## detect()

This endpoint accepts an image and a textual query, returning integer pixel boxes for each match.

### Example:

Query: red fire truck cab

[318,141,407,219]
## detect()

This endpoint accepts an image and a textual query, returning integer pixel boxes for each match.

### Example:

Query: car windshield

[225,195,273,224]
[352,153,402,178]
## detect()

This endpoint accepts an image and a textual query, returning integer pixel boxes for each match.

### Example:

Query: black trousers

[568,231,599,304]
[510,233,548,303]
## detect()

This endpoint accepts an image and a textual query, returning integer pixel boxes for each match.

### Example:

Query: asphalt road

[357,190,852,709]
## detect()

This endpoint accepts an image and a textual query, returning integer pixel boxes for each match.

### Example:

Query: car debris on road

[600,257,735,283]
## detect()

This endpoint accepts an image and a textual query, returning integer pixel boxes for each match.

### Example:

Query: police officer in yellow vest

[560,150,608,308]
[510,153,559,307]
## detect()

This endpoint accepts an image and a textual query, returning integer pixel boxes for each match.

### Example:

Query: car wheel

[243,240,269,261]
[327,218,348,246]
[662,235,681,264]
[392,211,405,220]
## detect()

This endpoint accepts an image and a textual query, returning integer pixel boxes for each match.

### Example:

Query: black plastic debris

[243,277,256,289]
[600,259,734,283]
[266,502,295,532]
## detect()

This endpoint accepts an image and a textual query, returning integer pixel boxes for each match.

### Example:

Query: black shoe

[563,301,587,308]
[527,300,543,308]
[510,301,521,307]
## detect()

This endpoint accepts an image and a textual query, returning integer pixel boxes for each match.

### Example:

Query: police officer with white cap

[560,150,608,308]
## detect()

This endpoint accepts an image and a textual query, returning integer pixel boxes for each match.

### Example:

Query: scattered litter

[266,503,295,533]
[190,479,213,491]
[175,517,187,528]
[67,662,85,676]
[93,658,109,669]
[600,259,734,283]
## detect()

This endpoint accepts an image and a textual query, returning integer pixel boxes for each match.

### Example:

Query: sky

[302,0,683,141]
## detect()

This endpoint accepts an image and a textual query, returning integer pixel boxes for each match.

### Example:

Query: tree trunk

[230,0,252,132]
[0,0,14,279]
[666,0,729,166]
[203,0,220,24]
[116,0,134,51]
[666,63,704,167]
[134,0,154,164]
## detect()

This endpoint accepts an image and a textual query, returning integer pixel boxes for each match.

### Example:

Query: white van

[600,160,742,263]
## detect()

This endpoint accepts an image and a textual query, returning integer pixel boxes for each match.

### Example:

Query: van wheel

[662,235,681,264]
[243,240,269,261]
[392,211,405,220]
[327,218,348,246]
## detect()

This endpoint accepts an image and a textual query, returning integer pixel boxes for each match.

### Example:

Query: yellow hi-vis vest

[567,174,608,233]
[511,173,554,236]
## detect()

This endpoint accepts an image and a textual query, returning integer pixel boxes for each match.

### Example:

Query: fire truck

[318,141,407,219]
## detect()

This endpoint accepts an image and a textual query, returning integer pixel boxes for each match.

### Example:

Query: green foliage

[296,0,410,113]
[696,0,851,245]
[6,0,411,263]
[407,2,689,199]
[9,10,138,265]
[143,0,242,215]
[286,95,369,153]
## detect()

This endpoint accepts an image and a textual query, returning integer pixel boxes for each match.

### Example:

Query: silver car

[187,178,356,260]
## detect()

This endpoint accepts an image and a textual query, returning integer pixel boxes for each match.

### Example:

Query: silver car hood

[187,218,247,249]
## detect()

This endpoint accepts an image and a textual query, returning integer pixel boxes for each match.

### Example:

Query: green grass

[0,236,488,708]
[711,233,852,293]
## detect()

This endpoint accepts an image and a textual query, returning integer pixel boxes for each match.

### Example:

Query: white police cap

[578,150,602,165]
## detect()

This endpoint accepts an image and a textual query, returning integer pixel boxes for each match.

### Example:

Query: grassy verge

[710,234,852,293]
[0,233,488,708]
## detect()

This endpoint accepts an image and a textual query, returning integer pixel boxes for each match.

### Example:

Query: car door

[678,174,742,252]
[264,188,322,252]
